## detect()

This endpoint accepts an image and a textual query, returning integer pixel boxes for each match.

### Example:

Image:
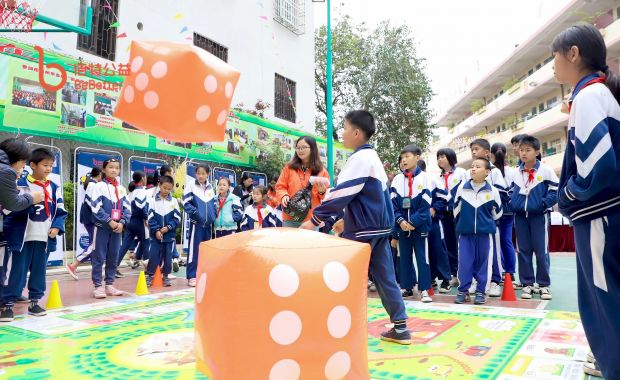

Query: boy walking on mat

[301,110,411,345]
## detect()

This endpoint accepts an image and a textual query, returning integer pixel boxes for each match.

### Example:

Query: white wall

[2,0,315,132]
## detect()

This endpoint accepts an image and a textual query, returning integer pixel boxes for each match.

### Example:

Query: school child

[300,110,410,345]
[490,143,518,286]
[146,175,181,287]
[391,145,433,303]
[89,158,131,299]
[116,171,149,276]
[0,148,67,322]
[213,177,243,238]
[427,164,453,294]
[466,138,508,296]
[552,24,620,380]
[240,186,279,230]
[453,158,503,305]
[182,164,216,287]
[154,165,181,271]
[437,148,467,286]
[66,166,102,280]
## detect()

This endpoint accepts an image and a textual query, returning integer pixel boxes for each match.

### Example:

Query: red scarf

[568,77,606,113]
[404,172,414,197]
[33,179,51,217]
[217,196,227,217]
[256,204,264,227]
[106,177,121,209]
[522,168,536,185]
[442,172,451,190]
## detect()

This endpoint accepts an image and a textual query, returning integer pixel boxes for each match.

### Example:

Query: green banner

[0,37,350,169]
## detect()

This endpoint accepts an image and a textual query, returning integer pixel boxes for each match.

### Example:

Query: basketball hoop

[0,0,39,32]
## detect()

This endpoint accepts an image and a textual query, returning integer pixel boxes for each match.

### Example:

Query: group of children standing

[389,134,558,306]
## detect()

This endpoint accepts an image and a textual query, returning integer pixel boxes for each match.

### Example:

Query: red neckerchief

[33,179,51,217]
[442,172,452,190]
[106,177,121,209]
[217,196,227,217]
[256,204,264,227]
[404,171,414,197]
[522,168,536,185]
[568,77,606,113]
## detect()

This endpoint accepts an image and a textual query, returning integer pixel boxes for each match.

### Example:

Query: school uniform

[2,175,67,307]
[391,166,433,292]
[76,179,97,262]
[311,144,407,325]
[89,178,131,287]
[464,164,507,285]
[498,166,518,275]
[557,74,620,380]
[439,167,467,276]
[453,180,503,294]
[427,175,452,284]
[182,180,216,280]
[117,186,150,266]
[147,193,181,277]
[510,160,558,288]
[213,193,243,238]
[240,203,279,230]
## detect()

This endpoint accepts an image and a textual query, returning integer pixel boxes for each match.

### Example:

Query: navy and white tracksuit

[147,193,181,277]
[439,167,467,276]
[558,74,620,380]
[2,176,67,306]
[428,175,452,283]
[498,166,517,275]
[182,180,217,280]
[89,179,131,287]
[117,186,149,266]
[453,180,503,294]
[213,193,243,238]
[240,203,280,230]
[76,179,97,262]
[465,165,507,285]
[391,166,432,292]
[312,144,407,324]
[510,161,558,287]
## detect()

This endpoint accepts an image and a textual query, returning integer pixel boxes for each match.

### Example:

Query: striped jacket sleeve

[182,183,202,224]
[562,89,617,203]
[51,185,68,233]
[492,187,504,221]
[430,177,449,214]
[453,183,464,218]
[543,166,559,209]
[168,199,182,231]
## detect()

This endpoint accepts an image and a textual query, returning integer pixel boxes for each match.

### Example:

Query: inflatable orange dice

[194,228,371,380]
[114,40,240,142]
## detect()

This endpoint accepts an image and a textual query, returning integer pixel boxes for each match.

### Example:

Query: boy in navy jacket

[147,176,181,287]
[391,145,433,303]
[453,158,503,305]
[0,148,67,322]
[301,110,410,345]
[240,186,280,230]
[510,136,558,300]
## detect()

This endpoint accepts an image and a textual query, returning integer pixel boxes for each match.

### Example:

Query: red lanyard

[256,204,264,226]
[405,172,414,197]
[442,172,451,190]
[33,180,51,217]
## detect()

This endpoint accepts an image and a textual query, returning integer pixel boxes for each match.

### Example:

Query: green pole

[326,0,334,186]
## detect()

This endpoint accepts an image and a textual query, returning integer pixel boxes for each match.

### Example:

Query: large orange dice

[194,228,371,380]
[114,40,240,142]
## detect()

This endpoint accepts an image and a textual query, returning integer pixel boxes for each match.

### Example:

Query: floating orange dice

[194,228,371,380]
[114,40,240,142]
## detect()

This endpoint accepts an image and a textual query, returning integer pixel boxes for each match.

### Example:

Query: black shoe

[146,275,153,287]
[454,292,471,304]
[439,281,451,294]
[28,303,47,316]
[402,289,414,298]
[163,277,172,287]
[474,292,486,305]
[380,328,412,345]
[431,280,438,288]
[172,259,180,273]
[0,307,14,322]
[131,260,140,270]
[115,270,124,278]
[16,295,29,304]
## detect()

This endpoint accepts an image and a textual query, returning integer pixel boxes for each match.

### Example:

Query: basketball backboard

[0,0,92,34]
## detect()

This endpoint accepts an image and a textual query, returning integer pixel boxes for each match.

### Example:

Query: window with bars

[274,74,296,123]
[274,0,306,35]
[193,33,228,62]
[77,0,118,60]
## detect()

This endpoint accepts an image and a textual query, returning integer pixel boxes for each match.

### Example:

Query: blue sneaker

[454,292,471,304]
[474,292,486,305]
[380,328,412,345]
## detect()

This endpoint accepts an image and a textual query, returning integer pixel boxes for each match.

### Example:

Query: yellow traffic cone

[135,271,149,296]
[46,279,63,309]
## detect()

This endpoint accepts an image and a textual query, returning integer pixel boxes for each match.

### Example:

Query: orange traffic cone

[501,273,517,301]
[151,266,164,288]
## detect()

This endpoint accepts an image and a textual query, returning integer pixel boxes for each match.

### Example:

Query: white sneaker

[167,274,177,279]
[449,276,460,287]
[420,290,432,303]
[468,280,477,295]
[105,285,124,296]
[583,361,603,377]
[188,278,197,287]
[521,285,533,299]
[533,284,541,294]
[489,282,501,297]
[586,351,595,364]
[93,286,107,299]
[539,287,552,300]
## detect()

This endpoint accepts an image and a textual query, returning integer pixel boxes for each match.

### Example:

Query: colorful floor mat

[0,290,590,379]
